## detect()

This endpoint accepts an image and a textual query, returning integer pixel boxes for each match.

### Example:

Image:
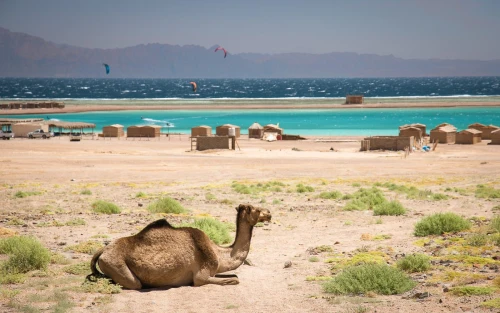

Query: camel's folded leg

[98,259,142,290]
[193,269,239,286]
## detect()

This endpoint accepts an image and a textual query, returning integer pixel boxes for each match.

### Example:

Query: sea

[1,77,500,136]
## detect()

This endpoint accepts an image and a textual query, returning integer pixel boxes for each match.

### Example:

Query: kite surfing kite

[189,81,197,92]
[103,63,110,74]
[214,46,227,58]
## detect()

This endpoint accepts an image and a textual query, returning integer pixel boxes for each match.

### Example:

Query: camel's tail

[86,247,106,282]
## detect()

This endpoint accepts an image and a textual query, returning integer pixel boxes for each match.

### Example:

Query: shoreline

[1,98,500,115]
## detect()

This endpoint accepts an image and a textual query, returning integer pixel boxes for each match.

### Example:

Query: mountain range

[1,27,500,78]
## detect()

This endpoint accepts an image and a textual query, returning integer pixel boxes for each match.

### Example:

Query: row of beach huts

[362,122,500,151]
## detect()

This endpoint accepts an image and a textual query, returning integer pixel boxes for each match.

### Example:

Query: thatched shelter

[248,122,263,139]
[490,129,500,145]
[456,129,482,144]
[102,124,124,137]
[11,123,49,137]
[399,126,423,141]
[263,124,283,135]
[345,95,364,104]
[191,125,212,137]
[363,136,414,151]
[468,123,499,140]
[0,118,44,131]
[216,124,241,138]
[45,121,96,135]
[430,125,456,144]
[126,125,161,138]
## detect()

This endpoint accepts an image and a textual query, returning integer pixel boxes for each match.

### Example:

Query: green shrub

[65,241,103,254]
[0,236,51,274]
[490,215,500,233]
[63,262,90,275]
[147,197,187,214]
[135,191,147,198]
[344,188,387,211]
[205,193,216,201]
[414,213,471,237]
[309,256,320,262]
[481,298,500,309]
[81,278,122,294]
[14,191,41,198]
[476,184,500,199]
[296,184,314,193]
[91,200,121,214]
[80,189,92,195]
[65,218,86,226]
[319,191,342,200]
[231,183,252,194]
[323,263,416,295]
[466,233,488,247]
[450,286,494,296]
[490,233,500,246]
[396,253,431,273]
[373,200,407,216]
[178,218,232,245]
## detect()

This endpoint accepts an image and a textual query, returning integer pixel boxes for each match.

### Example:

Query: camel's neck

[216,219,253,273]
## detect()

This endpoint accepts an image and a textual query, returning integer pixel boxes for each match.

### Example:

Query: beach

[1,133,500,312]
[1,97,500,115]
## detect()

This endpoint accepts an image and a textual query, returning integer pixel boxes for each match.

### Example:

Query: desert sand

[1,133,500,312]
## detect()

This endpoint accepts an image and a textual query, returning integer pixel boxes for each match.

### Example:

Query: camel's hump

[139,219,174,233]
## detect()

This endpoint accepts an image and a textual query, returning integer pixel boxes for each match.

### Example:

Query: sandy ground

[1,99,500,115]
[0,135,500,313]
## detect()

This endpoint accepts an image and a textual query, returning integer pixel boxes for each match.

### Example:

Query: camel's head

[236,204,272,226]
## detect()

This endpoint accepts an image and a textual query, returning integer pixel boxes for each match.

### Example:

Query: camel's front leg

[193,270,239,286]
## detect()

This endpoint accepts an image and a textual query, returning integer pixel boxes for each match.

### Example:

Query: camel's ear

[236,204,251,213]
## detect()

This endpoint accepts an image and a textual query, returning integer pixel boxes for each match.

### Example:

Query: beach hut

[126,126,142,137]
[345,95,364,104]
[434,123,457,131]
[490,129,500,145]
[248,122,263,139]
[430,125,456,144]
[263,124,283,135]
[102,124,124,137]
[191,125,212,137]
[468,123,499,140]
[399,126,423,141]
[11,123,49,137]
[141,125,161,138]
[456,129,482,144]
[216,124,241,138]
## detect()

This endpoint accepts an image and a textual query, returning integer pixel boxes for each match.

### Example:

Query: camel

[89,204,271,289]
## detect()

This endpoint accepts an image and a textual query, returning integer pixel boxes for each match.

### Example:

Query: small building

[468,123,499,140]
[456,128,482,144]
[400,123,427,136]
[345,95,364,104]
[263,124,283,135]
[102,124,124,137]
[11,123,49,137]
[399,126,423,141]
[126,126,142,137]
[141,125,161,138]
[430,125,456,144]
[196,136,230,151]
[191,125,212,137]
[490,129,500,145]
[434,123,457,131]
[216,124,241,138]
[248,122,263,139]
[363,136,414,151]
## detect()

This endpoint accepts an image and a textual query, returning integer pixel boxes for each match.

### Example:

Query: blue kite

[103,63,110,74]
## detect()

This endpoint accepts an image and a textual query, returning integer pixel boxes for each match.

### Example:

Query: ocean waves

[1,77,500,100]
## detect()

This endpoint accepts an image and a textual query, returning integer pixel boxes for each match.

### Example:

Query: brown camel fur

[89,204,271,289]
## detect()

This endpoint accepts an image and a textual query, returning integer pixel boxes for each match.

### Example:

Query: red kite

[214,46,227,58]
[189,81,197,92]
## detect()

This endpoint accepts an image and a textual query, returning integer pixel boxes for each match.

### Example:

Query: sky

[1,0,499,60]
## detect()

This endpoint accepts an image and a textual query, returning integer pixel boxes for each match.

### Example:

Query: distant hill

[1,27,500,78]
